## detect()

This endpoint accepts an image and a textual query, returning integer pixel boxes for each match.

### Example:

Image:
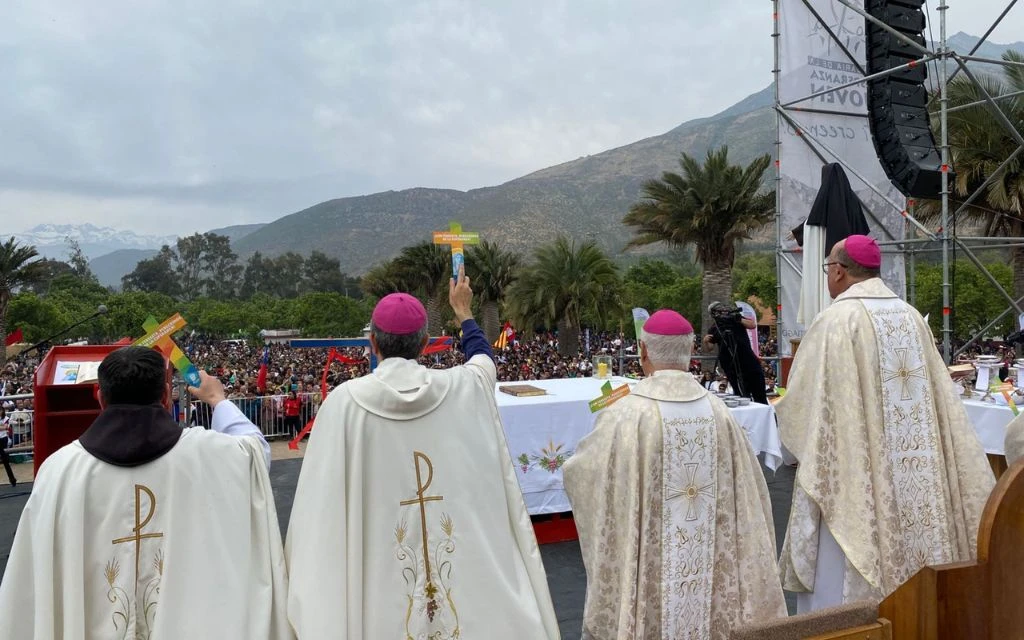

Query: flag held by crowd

[5,328,23,347]
[494,322,516,349]
[631,308,649,339]
[256,345,270,393]
[422,337,454,355]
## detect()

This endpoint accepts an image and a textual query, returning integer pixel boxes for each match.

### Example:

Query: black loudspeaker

[865,0,952,198]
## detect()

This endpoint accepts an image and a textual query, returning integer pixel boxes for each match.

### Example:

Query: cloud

[2,0,1021,235]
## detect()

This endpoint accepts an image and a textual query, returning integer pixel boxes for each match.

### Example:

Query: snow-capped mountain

[11,224,179,261]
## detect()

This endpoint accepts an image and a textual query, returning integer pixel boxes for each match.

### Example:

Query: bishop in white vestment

[564,310,786,640]
[0,347,292,640]
[285,276,559,639]
[778,236,995,611]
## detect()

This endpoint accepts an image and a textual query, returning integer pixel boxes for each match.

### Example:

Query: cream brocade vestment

[778,278,995,606]
[1005,411,1024,465]
[563,370,786,640]
[285,354,559,640]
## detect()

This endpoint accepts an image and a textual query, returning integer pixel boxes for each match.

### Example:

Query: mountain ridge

[12,223,177,263]
[232,88,778,273]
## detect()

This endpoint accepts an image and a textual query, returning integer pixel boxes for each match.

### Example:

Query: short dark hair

[370,322,428,360]
[835,246,881,279]
[98,347,167,406]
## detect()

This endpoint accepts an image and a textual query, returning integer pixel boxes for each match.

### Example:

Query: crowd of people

[3,330,766,440]
[1,327,1018,442]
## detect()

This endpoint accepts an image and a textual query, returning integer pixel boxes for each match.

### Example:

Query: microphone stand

[21,307,108,357]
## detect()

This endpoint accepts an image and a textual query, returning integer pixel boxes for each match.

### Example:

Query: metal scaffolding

[773,0,1024,363]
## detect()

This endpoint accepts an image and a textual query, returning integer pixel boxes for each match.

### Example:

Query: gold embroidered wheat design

[104,559,120,587]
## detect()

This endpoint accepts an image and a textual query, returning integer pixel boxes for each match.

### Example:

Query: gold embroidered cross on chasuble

[395,451,460,639]
[660,405,719,640]
[105,484,165,640]
[864,298,954,574]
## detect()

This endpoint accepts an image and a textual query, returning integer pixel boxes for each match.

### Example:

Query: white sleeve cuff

[211,401,272,469]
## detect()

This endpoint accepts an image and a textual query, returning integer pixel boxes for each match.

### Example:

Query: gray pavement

[0,458,796,639]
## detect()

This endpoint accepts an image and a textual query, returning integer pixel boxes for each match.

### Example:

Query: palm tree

[935,50,1024,299]
[391,243,451,332]
[0,238,45,366]
[623,146,774,337]
[506,237,621,356]
[467,240,521,342]
[361,261,410,300]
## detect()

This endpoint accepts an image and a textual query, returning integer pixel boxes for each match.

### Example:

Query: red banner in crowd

[288,347,368,449]
[5,328,23,346]
[288,340,451,450]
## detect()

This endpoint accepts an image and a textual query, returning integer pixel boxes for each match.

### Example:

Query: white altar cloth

[962,398,1016,455]
[495,377,783,515]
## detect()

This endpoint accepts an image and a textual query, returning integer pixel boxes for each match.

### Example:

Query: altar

[963,398,1017,456]
[495,377,783,515]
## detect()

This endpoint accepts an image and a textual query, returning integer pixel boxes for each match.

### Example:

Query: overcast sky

[3,0,1022,236]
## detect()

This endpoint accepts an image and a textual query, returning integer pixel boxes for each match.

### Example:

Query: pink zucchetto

[371,293,427,335]
[642,309,694,336]
[845,234,881,268]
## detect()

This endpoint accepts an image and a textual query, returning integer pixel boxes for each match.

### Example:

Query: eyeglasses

[822,261,848,273]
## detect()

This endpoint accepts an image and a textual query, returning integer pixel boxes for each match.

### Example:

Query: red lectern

[33,345,174,475]
[32,345,121,474]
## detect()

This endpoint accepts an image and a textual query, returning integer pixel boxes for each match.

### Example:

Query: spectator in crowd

[283,390,302,437]
[0,407,15,487]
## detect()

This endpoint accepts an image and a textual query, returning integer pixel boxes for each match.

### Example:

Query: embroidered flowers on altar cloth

[517,439,573,474]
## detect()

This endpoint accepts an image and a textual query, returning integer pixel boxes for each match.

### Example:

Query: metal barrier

[0,389,319,455]
[224,392,322,439]
[1,393,35,454]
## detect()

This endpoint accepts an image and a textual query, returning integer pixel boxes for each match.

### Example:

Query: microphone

[22,304,110,356]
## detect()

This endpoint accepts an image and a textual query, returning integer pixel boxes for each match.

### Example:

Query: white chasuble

[659,400,718,640]
[564,370,785,640]
[285,355,559,640]
[0,429,291,640]
[778,278,995,609]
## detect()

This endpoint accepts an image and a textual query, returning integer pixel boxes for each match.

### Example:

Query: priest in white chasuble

[285,267,559,640]
[0,346,292,640]
[778,235,995,612]
[563,310,786,640]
